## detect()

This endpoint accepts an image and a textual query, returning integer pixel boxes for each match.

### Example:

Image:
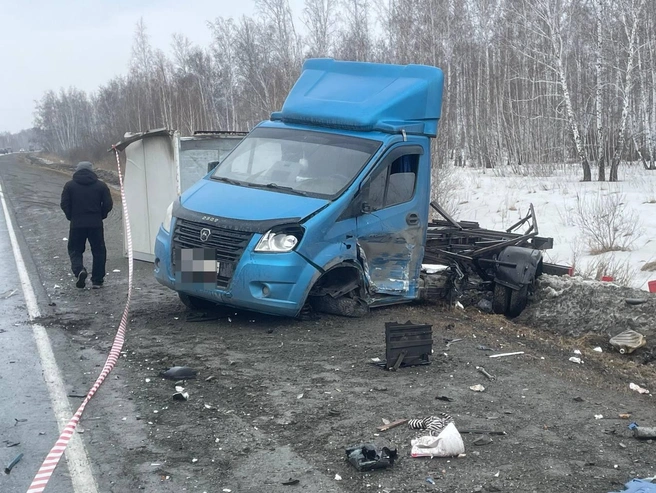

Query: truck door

[356,144,427,298]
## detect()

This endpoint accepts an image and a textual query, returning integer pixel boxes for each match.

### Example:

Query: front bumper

[154,226,319,317]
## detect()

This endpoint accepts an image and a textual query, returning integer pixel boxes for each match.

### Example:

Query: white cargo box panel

[117,129,245,262]
[121,129,179,262]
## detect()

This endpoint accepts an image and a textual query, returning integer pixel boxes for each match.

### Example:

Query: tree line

[32,0,656,181]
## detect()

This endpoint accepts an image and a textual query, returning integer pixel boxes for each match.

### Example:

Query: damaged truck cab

[155,58,541,317]
[154,59,442,316]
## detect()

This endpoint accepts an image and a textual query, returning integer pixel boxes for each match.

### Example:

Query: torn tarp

[345,444,398,471]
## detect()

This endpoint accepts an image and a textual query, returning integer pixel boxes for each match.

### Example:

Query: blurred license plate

[175,248,219,285]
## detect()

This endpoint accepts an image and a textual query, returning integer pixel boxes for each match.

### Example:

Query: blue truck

[154,59,567,318]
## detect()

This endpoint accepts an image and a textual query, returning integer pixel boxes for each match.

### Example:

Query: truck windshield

[211,127,381,198]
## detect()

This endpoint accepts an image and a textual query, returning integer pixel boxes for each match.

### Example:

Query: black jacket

[60,169,113,228]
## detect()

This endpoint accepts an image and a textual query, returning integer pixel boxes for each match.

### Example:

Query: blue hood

[181,179,329,221]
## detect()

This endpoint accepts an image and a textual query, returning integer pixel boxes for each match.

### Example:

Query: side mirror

[361,202,372,214]
[207,161,220,173]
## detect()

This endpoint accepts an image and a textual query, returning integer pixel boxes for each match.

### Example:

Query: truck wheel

[506,285,529,318]
[492,284,510,315]
[178,292,217,311]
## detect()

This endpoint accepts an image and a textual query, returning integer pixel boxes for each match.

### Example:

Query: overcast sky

[0,0,269,134]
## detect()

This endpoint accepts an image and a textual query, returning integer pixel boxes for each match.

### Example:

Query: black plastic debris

[345,444,398,471]
[5,452,23,474]
[282,478,300,485]
[436,395,454,402]
[185,312,220,322]
[382,321,432,370]
[160,366,197,380]
[625,298,649,306]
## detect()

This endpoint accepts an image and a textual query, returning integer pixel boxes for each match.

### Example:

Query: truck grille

[172,218,254,289]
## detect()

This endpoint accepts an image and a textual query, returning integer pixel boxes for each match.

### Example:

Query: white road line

[0,182,98,493]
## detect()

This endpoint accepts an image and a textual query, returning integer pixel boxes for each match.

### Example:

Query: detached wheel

[178,292,218,311]
[507,285,529,318]
[492,284,510,315]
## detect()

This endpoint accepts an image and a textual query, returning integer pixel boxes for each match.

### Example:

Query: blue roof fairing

[271,58,444,137]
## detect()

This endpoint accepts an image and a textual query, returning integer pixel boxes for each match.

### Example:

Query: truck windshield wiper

[252,183,308,196]
[212,176,242,186]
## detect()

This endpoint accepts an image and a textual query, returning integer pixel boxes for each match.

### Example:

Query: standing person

[60,161,113,289]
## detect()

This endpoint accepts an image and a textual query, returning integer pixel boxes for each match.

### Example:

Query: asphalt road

[0,191,76,493]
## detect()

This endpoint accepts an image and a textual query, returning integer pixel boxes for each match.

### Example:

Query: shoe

[76,270,87,288]
[91,283,103,290]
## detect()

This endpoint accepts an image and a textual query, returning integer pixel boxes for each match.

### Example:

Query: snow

[444,163,656,292]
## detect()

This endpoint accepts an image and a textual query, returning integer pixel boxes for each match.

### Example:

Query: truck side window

[366,153,419,212]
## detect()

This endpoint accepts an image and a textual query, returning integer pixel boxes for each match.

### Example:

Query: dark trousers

[68,226,107,285]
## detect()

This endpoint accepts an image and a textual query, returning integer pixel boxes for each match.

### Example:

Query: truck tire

[178,292,218,311]
[506,285,529,318]
[492,284,510,315]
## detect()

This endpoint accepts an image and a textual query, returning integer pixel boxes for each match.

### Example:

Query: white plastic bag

[411,422,465,458]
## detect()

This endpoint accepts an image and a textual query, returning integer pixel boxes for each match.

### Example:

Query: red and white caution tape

[27,148,134,493]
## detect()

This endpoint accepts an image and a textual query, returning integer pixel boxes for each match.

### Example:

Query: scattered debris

[345,444,398,471]
[476,366,496,381]
[435,395,454,402]
[470,384,485,392]
[477,345,494,351]
[619,413,632,419]
[408,415,454,436]
[426,477,436,485]
[573,396,584,402]
[459,429,507,436]
[14,419,27,425]
[477,299,493,313]
[160,366,197,380]
[569,357,583,364]
[384,321,432,370]
[594,414,604,420]
[334,474,342,481]
[1,289,17,299]
[186,312,220,322]
[629,383,650,395]
[445,338,463,348]
[472,435,493,446]
[411,422,465,458]
[67,393,86,398]
[282,478,300,485]
[625,298,649,306]
[629,423,656,440]
[5,442,20,448]
[112,269,121,273]
[455,301,464,310]
[172,392,189,401]
[377,419,409,432]
[4,452,23,474]
[593,347,603,353]
[381,418,390,425]
[573,349,582,355]
[610,330,646,355]
[205,375,215,382]
[297,393,304,400]
[489,351,524,358]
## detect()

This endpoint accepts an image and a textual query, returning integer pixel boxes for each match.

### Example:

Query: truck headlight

[162,202,174,233]
[254,228,303,253]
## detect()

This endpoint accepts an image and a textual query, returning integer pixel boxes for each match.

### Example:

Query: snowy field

[442,163,656,292]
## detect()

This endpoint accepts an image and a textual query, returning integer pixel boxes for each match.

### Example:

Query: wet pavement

[0,185,74,492]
